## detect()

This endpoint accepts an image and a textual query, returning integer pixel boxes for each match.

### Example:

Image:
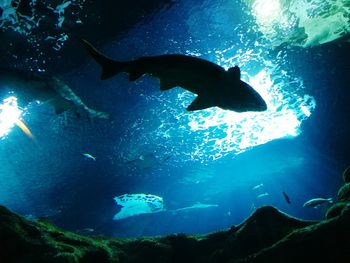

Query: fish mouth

[256,100,268,111]
[250,93,267,112]
[243,87,267,112]
[244,99,267,112]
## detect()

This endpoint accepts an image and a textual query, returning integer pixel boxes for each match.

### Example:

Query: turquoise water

[0,0,349,237]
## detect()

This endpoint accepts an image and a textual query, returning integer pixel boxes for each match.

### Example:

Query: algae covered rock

[1,204,350,263]
[236,207,350,263]
[325,202,348,219]
[337,183,350,202]
[342,166,350,183]
[0,205,121,263]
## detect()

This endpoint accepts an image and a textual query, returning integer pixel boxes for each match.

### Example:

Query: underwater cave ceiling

[0,0,173,73]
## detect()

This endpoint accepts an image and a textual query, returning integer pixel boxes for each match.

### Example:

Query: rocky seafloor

[2,168,350,263]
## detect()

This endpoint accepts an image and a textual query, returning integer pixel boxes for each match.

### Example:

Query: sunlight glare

[0,96,23,139]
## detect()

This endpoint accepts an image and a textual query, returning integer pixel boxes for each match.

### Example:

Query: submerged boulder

[1,204,350,263]
[326,166,350,219]
[343,166,350,183]
[338,183,350,202]
[326,202,348,219]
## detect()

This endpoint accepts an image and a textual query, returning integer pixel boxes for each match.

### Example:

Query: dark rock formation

[338,183,350,202]
[325,202,348,219]
[326,166,350,219]
[343,166,350,183]
[1,204,350,263]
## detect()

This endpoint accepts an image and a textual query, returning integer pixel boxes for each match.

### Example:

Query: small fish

[257,192,269,199]
[252,183,264,190]
[250,203,257,212]
[74,228,95,235]
[82,228,94,232]
[172,202,219,213]
[124,153,166,170]
[282,191,291,204]
[162,155,172,162]
[82,153,96,161]
[303,197,333,208]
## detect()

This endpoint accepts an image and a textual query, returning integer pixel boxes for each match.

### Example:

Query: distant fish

[124,153,171,170]
[124,153,158,169]
[113,194,218,220]
[252,183,264,190]
[162,155,172,162]
[282,191,291,204]
[75,228,95,235]
[171,202,219,213]
[82,39,267,112]
[24,207,63,221]
[257,192,269,199]
[250,203,257,211]
[303,198,333,208]
[82,153,96,161]
[0,68,109,120]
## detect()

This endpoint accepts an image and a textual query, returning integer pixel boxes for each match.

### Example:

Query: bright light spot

[115,0,320,163]
[0,96,23,139]
[244,0,350,47]
[300,104,311,117]
[125,61,316,162]
[183,69,316,159]
[250,0,294,39]
[252,0,281,23]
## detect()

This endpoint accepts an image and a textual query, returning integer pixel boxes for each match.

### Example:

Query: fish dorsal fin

[186,96,213,111]
[160,79,178,91]
[227,66,241,80]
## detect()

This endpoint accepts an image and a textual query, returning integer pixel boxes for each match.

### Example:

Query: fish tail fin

[328,198,333,203]
[81,39,124,80]
[85,107,110,120]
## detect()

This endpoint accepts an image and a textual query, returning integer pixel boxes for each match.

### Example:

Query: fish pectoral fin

[129,71,143,81]
[160,79,177,91]
[186,96,213,111]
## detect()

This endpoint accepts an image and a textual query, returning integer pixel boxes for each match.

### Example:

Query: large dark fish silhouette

[0,68,109,119]
[82,40,267,112]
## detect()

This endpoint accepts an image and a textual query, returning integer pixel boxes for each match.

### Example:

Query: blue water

[0,0,349,237]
